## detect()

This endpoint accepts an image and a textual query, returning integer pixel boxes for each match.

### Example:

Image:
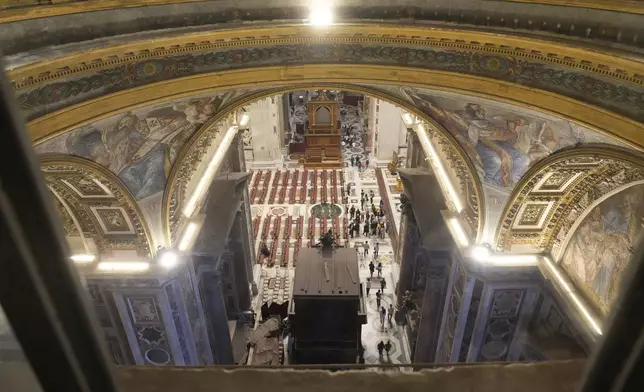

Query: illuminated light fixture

[416,124,464,212]
[97,262,150,272]
[402,113,416,127]
[158,250,179,269]
[308,3,333,26]
[178,222,200,252]
[483,254,540,267]
[541,256,602,335]
[70,254,96,263]
[471,245,491,262]
[183,125,238,218]
[447,217,469,247]
[239,113,250,128]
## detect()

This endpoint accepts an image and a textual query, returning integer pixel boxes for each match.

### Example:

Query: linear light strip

[96,262,150,272]
[178,222,200,252]
[541,256,603,335]
[447,217,470,247]
[183,125,238,218]
[416,124,464,212]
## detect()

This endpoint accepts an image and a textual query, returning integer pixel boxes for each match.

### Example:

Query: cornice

[27,64,644,150]
[0,1,204,23]
[10,24,644,89]
[493,0,644,15]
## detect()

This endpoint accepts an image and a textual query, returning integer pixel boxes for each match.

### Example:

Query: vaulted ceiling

[3,12,644,317]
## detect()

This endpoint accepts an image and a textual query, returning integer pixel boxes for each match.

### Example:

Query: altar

[303,92,343,168]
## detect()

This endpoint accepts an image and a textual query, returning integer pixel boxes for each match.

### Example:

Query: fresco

[37,90,251,200]
[399,87,624,190]
[561,184,644,315]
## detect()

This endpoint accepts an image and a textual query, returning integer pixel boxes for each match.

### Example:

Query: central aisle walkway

[248,164,410,365]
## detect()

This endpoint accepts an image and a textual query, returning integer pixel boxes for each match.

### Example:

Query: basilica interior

[1,1,644,391]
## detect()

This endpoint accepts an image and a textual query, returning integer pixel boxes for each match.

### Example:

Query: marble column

[395,210,420,308]
[196,265,235,364]
[412,251,451,363]
[228,211,253,312]
[103,273,208,366]
[229,132,258,295]
[459,268,542,363]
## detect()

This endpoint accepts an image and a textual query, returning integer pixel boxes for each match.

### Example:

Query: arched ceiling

[496,146,644,255]
[41,156,154,258]
[33,81,640,252]
[13,24,644,146]
[6,22,640,274]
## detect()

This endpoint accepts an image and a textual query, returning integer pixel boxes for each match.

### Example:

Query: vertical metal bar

[0,59,120,392]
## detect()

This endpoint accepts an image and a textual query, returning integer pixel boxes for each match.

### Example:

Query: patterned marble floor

[248,165,410,365]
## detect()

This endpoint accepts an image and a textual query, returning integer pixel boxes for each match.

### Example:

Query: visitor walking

[349,222,354,238]
[377,341,385,357]
[379,306,386,326]
[366,157,370,168]
[388,304,394,324]
[363,241,369,257]
[366,278,371,296]
[350,205,355,219]
[377,262,383,277]
[380,277,386,292]
[384,340,392,357]
[376,290,382,308]
[363,222,369,237]
[374,242,380,257]
[368,261,375,278]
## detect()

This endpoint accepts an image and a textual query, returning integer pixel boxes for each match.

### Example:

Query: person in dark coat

[377,341,385,357]
[363,222,369,237]
[350,205,356,219]
[368,261,375,278]
[376,290,382,308]
[384,341,392,356]
[380,277,386,291]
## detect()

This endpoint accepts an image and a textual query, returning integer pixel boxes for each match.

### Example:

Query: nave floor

[249,165,410,365]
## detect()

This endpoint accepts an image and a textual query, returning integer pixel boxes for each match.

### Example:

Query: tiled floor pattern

[250,166,410,365]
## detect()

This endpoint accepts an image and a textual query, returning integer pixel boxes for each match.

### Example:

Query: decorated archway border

[161,83,485,246]
[40,155,155,257]
[494,145,644,253]
[28,65,644,151]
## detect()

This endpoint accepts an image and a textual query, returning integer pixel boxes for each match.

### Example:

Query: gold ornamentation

[27,65,644,152]
[41,155,154,256]
[495,146,644,252]
[519,204,548,225]
[11,25,644,89]
[493,0,644,15]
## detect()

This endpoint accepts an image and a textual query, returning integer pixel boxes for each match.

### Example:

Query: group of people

[347,208,388,239]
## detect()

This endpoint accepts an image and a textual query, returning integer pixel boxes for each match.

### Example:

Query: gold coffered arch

[40,155,155,257]
[161,84,486,245]
[494,145,644,253]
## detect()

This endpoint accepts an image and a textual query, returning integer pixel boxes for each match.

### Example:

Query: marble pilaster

[395,211,419,309]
